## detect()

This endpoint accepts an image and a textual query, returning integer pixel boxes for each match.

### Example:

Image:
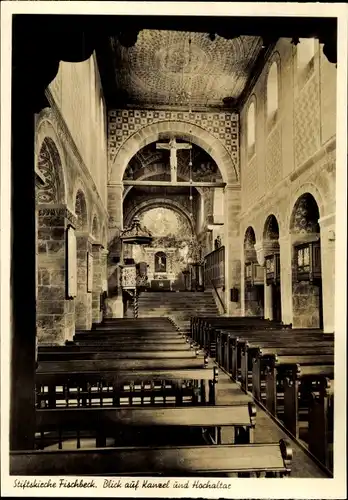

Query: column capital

[37,203,77,227]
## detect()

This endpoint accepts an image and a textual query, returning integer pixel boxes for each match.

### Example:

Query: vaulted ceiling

[109,31,264,110]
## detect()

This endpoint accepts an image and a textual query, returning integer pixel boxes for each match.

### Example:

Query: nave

[11,314,333,478]
[6,9,341,488]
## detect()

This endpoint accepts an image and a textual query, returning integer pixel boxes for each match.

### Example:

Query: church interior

[8,13,338,480]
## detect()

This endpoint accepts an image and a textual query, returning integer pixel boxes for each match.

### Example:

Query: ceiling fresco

[109,30,264,109]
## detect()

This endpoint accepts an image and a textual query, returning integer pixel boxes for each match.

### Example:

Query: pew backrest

[10,438,292,477]
[37,358,210,372]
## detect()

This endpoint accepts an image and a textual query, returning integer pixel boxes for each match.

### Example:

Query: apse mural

[132,207,195,289]
[138,207,193,240]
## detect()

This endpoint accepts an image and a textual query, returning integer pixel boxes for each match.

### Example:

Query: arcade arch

[263,214,281,322]
[290,193,323,328]
[110,120,238,184]
[243,226,264,316]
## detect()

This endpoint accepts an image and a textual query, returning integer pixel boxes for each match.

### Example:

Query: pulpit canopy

[120,216,153,245]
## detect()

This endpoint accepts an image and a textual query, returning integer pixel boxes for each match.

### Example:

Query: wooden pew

[74,338,190,346]
[38,349,203,362]
[74,332,182,341]
[92,327,177,333]
[252,346,334,401]
[199,321,294,361]
[264,355,334,416]
[192,317,288,350]
[208,325,333,388]
[11,438,293,477]
[234,331,333,385]
[308,377,334,471]
[240,336,334,391]
[39,342,193,352]
[37,357,210,372]
[36,367,219,408]
[35,403,257,449]
[282,363,334,439]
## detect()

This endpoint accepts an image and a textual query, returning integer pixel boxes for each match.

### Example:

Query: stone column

[319,213,335,333]
[92,243,103,324]
[264,282,273,320]
[100,248,109,293]
[100,248,109,320]
[75,232,93,330]
[106,183,123,317]
[279,233,293,326]
[240,242,246,316]
[224,186,242,315]
[37,204,76,344]
[254,241,272,320]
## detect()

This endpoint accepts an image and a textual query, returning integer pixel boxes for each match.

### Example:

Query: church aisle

[215,368,329,478]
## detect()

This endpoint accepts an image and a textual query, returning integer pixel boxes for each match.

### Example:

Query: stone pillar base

[37,205,76,345]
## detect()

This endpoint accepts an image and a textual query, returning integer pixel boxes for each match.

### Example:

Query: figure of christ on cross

[156,137,192,183]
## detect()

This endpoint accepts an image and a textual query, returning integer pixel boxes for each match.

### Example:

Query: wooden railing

[210,276,227,314]
[204,246,225,290]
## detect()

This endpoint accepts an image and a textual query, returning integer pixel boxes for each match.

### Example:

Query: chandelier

[119,216,153,245]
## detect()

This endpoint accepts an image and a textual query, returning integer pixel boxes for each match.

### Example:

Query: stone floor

[215,367,330,478]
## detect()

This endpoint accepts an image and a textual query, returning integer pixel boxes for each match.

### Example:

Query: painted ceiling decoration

[110,30,264,109]
[124,141,223,183]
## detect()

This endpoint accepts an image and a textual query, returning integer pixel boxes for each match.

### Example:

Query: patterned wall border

[108,108,239,174]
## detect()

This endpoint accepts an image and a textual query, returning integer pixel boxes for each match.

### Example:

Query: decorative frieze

[38,204,77,228]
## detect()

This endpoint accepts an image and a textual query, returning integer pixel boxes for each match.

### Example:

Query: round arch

[243,226,257,264]
[101,224,107,247]
[289,193,320,235]
[74,188,88,231]
[124,199,195,235]
[92,213,100,240]
[35,113,67,205]
[111,120,238,184]
[286,183,325,234]
[265,51,282,120]
[246,96,257,150]
[263,214,280,240]
[244,226,256,246]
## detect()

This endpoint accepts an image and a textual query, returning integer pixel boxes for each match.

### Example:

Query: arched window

[267,61,279,123]
[90,55,96,123]
[247,101,256,156]
[100,97,105,150]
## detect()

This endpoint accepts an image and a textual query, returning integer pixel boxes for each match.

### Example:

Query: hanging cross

[156,137,192,184]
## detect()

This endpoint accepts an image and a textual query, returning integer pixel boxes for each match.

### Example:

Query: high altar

[144,247,176,290]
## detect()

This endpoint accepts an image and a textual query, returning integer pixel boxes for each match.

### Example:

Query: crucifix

[156,137,192,183]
